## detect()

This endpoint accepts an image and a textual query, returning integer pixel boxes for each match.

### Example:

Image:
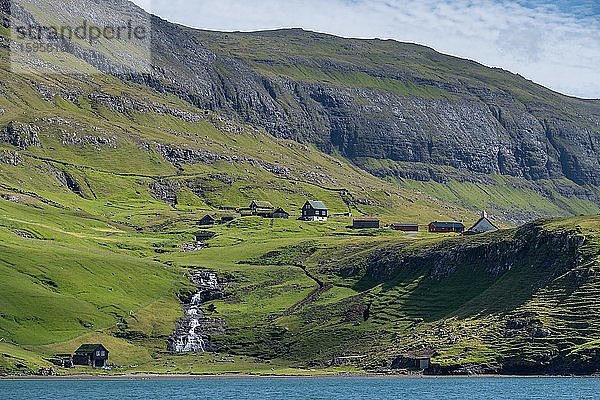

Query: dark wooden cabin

[352,218,380,229]
[195,231,216,242]
[428,221,465,233]
[391,354,431,370]
[221,214,239,223]
[301,201,328,221]
[73,344,109,368]
[198,215,216,226]
[249,200,274,213]
[391,223,419,232]
[271,207,290,219]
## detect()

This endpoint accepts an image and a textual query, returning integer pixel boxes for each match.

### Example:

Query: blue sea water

[1,377,599,400]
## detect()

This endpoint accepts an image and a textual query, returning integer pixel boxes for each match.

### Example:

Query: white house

[465,211,499,234]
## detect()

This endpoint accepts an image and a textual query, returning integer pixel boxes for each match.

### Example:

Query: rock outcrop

[0,123,41,149]
[361,222,586,283]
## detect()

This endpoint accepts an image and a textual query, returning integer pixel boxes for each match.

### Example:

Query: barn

[391,223,419,232]
[428,221,465,233]
[353,218,380,229]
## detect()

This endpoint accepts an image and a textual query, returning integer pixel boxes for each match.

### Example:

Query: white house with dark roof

[465,211,499,235]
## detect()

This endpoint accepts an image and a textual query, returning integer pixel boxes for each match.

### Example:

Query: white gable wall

[471,218,497,233]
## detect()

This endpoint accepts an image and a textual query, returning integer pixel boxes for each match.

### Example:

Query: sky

[132,0,600,99]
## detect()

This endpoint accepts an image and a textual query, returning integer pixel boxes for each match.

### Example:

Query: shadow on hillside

[351,229,585,322]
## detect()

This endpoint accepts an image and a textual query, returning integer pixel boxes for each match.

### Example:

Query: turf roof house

[301,200,328,221]
[391,223,419,232]
[198,214,216,226]
[353,218,380,229]
[271,207,290,219]
[249,200,274,217]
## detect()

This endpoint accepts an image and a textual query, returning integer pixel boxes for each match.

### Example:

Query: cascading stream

[167,271,224,353]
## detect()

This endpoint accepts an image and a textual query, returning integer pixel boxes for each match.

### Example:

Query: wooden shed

[391,223,419,232]
[198,215,216,226]
[353,218,380,229]
[195,231,216,242]
[391,354,432,371]
[428,221,465,233]
[271,207,290,219]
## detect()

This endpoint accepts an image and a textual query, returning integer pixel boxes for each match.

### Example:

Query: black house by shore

[73,344,109,368]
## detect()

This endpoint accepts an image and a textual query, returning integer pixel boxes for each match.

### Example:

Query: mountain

[147,21,600,222]
[0,0,599,376]
[3,0,600,222]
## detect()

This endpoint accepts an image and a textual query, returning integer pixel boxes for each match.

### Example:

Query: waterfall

[173,318,205,353]
[167,271,224,353]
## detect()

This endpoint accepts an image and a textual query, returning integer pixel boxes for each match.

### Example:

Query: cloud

[131,0,600,99]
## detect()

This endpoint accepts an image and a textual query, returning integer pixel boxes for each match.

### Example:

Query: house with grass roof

[198,214,216,226]
[249,200,274,215]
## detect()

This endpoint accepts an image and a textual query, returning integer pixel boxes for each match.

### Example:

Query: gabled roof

[75,344,108,353]
[469,216,499,231]
[199,214,215,222]
[305,200,327,210]
[429,221,465,228]
[250,200,274,208]
[273,207,289,214]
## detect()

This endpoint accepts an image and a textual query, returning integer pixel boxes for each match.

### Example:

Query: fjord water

[1,377,599,399]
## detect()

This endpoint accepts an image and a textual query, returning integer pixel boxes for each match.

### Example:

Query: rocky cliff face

[145,25,600,187]
[359,221,586,284]
[2,1,599,193]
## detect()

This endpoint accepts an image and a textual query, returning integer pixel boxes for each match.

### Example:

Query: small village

[196,199,499,235]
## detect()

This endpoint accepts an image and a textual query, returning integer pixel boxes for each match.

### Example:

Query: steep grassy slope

[0,38,472,374]
[3,0,600,221]
[0,1,599,376]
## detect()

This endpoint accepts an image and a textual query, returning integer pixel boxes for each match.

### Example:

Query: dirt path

[281,264,333,317]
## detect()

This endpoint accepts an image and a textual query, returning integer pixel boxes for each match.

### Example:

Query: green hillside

[1,4,600,376]
[0,42,474,374]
